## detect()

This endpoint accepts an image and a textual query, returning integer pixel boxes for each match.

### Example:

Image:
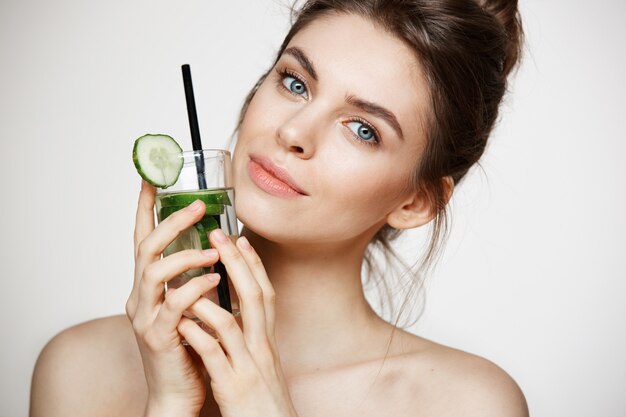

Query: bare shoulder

[389,330,529,417]
[30,315,147,417]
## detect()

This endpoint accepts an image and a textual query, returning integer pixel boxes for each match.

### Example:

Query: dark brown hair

[229,0,523,327]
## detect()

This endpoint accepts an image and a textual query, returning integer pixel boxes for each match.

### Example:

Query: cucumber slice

[158,204,224,222]
[163,224,201,258]
[132,134,183,188]
[194,216,220,250]
[159,190,232,207]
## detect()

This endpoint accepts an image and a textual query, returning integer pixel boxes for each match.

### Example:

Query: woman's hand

[126,181,220,416]
[177,228,299,417]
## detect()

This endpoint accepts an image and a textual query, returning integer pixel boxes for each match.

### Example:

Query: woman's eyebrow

[283,46,405,141]
[345,95,404,141]
[284,47,318,81]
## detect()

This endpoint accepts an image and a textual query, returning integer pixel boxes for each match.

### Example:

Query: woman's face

[232,12,430,246]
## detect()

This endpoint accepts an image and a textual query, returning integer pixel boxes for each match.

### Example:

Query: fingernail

[238,236,252,251]
[213,229,228,243]
[189,200,203,212]
[207,273,221,282]
[201,248,218,257]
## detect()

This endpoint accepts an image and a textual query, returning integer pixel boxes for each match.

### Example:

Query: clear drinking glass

[155,149,240,329]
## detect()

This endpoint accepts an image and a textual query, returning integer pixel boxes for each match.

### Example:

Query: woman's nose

[276,109,319,159]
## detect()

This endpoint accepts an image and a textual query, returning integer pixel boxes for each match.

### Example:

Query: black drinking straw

[181,64,232,314]
[182,64,208,190]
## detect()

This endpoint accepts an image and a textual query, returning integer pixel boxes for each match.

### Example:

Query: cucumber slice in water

[194,216,220,249]
[159,191,232,207]
[132,134,183,188]
[158,204,224,222]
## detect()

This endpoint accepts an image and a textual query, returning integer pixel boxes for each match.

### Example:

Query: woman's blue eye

[346,121,377,142]
[282,75,308,98]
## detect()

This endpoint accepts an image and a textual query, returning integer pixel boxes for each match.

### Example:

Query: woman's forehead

[283,12,429,141]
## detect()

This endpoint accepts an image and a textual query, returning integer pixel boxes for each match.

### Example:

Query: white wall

[1,1,624,416]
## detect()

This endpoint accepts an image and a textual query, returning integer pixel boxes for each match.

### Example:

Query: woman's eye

[281,74,308,99]
[346,121,377,142]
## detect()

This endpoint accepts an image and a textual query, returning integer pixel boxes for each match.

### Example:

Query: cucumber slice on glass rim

[132,134,183,188]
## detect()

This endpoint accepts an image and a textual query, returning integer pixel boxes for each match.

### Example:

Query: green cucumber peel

[132,134,183,188]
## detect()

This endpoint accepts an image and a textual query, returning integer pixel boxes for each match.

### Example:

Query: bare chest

[114,325,437,417]
[196,359,419,417]
[284,360,420,417]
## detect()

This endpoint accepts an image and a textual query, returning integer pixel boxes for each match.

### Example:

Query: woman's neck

[240,226,391,378]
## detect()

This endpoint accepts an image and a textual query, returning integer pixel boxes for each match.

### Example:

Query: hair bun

[476,0,524,77]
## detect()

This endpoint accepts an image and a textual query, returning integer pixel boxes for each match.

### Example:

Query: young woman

[31,1,528,416]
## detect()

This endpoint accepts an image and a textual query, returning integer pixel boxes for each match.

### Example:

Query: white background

[1,1,625,416]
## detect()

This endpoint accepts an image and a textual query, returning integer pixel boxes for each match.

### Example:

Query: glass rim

[155,148,232,194]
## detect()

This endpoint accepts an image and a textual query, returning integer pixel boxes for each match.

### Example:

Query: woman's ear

[386,176,454,230]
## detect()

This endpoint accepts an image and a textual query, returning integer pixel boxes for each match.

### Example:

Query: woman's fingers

[135,199,207,272]
[148,274,222,346]
[135,248,220,322]
[209,229,267,348]
[128,181,157,319]
[235,237,277,345]
[133,181,156,259]
[188,298,253,367]
[178,317,233,384]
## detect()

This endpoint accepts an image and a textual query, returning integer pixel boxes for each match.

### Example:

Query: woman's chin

[235,193,292,241]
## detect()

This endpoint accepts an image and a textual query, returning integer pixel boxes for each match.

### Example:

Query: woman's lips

[247,158,306,198]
